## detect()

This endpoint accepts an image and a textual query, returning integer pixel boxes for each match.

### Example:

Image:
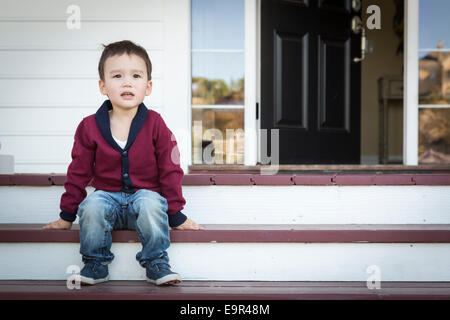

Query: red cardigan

[59,100,187,227]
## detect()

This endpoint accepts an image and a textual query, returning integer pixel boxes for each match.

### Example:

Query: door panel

[274,31,308,129]
[318,36,350,131]
[319,0,351,12]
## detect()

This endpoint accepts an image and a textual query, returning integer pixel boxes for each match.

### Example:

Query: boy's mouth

[121,92,135,99]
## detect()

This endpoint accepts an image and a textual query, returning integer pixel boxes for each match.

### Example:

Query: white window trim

[404,0,419,165]
[245,0,258,166]
[187,0,193,169]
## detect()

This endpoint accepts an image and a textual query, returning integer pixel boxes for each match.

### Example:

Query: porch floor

[1,280,450,300]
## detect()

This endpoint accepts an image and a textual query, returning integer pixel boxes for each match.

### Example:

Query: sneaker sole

[80,275,109,285]
[146,274,182,286]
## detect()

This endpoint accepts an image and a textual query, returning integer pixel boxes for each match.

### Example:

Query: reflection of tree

[194,109,244,138]
[191,108,245,164]
[419,108,450,163]
[419,43,450,104]
[214,112,234,132]
[192,77,244,105]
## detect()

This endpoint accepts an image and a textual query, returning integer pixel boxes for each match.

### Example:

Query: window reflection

[192,52,244,105]
[192,108,245,164]
[419,108,450,164]
[419,0,450,104]
[419,0,450,50]
[419,50,450,105]
[192,0,244,50]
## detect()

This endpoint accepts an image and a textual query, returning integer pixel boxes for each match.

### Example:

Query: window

[191,0,245,164]
[418,0,450,164]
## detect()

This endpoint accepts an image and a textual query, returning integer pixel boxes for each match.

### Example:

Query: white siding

[0,0,190,173]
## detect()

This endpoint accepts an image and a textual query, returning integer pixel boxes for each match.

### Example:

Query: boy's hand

[42,218,73,230]
[173,218,204,230]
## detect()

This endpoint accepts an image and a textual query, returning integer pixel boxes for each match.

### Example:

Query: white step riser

[1,186,450,224]
[1,242,450,281]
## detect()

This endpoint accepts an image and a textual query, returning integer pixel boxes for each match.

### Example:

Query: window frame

[188,0,258,166]
[406,0,450,165]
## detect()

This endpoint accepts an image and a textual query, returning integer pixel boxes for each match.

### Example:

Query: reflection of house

[419,42,450,102]
[419,148,450,163]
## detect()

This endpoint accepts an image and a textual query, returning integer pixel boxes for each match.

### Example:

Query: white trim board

[244,0,258,166]
[1,242,449,281]
[162,0,190,173]
[404,0,419,165]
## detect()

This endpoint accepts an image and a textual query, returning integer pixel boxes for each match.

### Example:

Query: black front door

[260,0,361,164]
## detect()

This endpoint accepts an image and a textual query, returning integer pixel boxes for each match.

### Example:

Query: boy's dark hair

[98,40,152,82]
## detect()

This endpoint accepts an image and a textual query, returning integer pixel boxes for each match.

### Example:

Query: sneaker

[145,259,181,285]
[80,262,109,285]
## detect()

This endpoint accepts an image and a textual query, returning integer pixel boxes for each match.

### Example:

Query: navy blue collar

[95,99,148,152]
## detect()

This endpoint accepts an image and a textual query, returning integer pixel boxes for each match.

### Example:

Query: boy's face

[99,53,152,111]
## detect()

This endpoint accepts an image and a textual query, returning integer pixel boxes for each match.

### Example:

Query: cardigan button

[123,173,129,178]
[122,151,128,157]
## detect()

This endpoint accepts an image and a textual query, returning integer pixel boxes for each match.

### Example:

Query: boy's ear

[146,81,153,96]
[99,79,107,95]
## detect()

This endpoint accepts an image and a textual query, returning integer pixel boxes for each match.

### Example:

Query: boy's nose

[122,81,132,87]
[121,75,133,84]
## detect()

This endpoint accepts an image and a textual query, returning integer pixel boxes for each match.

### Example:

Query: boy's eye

[112,74,140,78]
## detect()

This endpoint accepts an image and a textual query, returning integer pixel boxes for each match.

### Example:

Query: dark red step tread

[1,173,450,186]
[1,280,450,300]
[1,224,450,243]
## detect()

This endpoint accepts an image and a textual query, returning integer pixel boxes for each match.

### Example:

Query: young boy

[43,40,203,286]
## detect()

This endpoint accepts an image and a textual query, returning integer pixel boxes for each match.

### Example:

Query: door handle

[352,16,366,63]
[352,0,362,12]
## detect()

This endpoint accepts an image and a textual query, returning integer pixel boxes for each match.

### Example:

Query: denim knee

[77,191,116,228]
[131,190,168,229]
[132,190,167,214]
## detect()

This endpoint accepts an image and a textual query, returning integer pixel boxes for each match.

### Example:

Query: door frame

[254,0,419,166]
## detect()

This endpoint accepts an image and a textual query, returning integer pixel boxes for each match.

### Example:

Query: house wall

[361,0,404,164]
[0,0,191,173]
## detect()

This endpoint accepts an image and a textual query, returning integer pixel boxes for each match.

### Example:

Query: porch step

[1,184,450,225]
[1,280,450,300]
[1,224,450,282]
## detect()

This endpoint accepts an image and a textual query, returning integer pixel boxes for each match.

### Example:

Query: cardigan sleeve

[59,119,96,222]
[153,115,186,217]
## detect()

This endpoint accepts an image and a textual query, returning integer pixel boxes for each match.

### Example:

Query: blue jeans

[76,189,171,268]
